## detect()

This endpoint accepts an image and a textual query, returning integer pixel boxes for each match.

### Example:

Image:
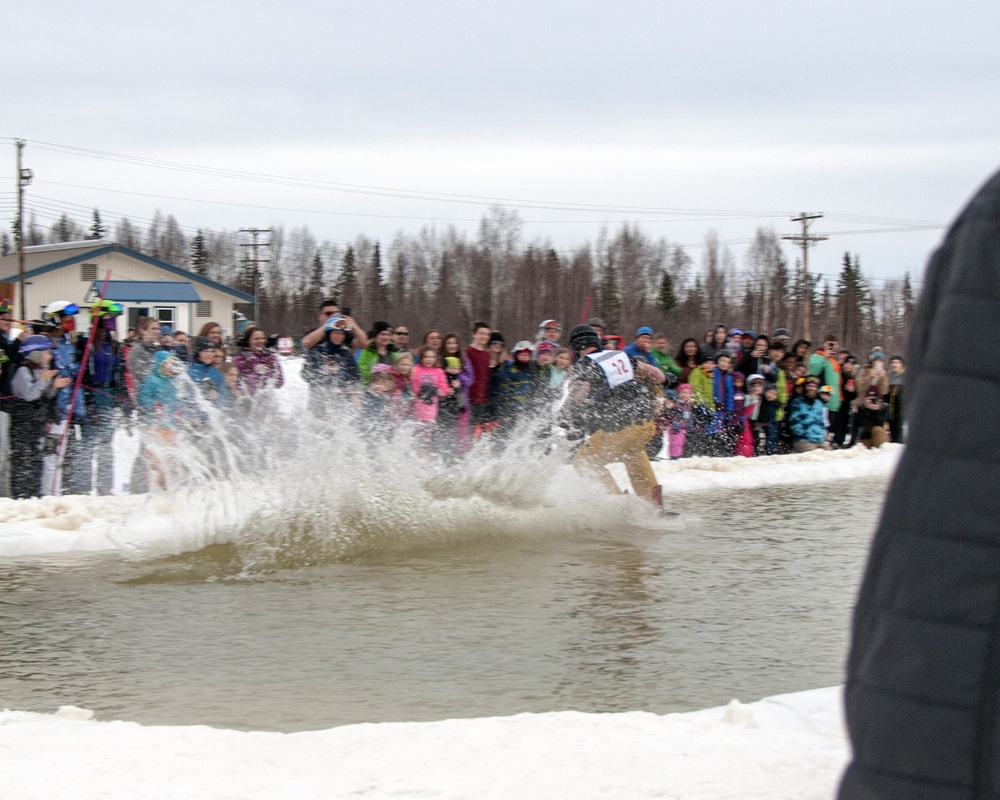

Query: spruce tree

[334,246,360,314]
[659,270,677,317]
[88,209,106,240]
[190,230,208,275]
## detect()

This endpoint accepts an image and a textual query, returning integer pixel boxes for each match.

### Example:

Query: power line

[21,139,791,217]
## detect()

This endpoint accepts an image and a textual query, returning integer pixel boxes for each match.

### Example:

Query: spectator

[700,324,729,362]
[233,326,284,395]
[887,355,905,443]
[624,326,658,368]
[300,298,368,352]
[675,338,703,382]
[357,321,397,384]
[787,376,831,452]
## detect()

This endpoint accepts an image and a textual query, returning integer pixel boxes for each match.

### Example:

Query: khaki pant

[572,420,659,501]
[860,426,888,449]
[792,441,833,453]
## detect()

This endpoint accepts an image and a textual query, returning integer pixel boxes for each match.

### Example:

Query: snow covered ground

[0,686,848,800]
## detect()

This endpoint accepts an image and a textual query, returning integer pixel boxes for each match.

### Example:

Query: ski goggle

[90,301,123,317]
[44,303,80,321]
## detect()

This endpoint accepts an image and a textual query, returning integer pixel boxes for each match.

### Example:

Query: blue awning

[91,280,201,303]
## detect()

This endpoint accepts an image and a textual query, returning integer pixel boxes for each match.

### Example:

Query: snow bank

[0,686,848,800]
[648,442,901,493]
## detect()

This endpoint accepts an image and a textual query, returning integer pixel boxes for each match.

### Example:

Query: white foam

[0,685,848,799]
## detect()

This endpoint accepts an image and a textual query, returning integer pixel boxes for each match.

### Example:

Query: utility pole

[239,228,271,323]
[782,212,827,342]
[15,140,33,320]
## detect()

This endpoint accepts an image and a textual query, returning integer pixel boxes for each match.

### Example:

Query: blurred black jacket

[839,168,1000,799]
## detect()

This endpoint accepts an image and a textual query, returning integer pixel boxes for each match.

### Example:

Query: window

[80,263,98,281]
[154,307,176,329]
[196,301,212,317]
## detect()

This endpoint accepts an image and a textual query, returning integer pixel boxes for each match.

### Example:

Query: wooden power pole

[782,212,827,342]
[15,140,33,320]
[239,228,271,323]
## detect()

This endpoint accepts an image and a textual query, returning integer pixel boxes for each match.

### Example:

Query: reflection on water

[0,478,887,732]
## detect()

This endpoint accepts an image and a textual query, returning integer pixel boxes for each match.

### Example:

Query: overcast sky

[3,1,999,285]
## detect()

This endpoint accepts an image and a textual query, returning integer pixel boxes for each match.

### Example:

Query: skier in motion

[563,324,670,514]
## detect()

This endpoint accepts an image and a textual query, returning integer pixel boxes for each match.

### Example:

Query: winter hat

[444,356,461,370]
[586,317,606,331]
[511,340,534,356]
[371,321,392,336]
[804,375,822,386]
[677,383,693,393]
[732,371,746,384]
[371,363,393,374]
[889,354,905,364]
[569,324,601,353]
[535,342,556,355]
[159,325,173,336]
[488,331,505,345]
[772,327,790,338]
[742,331,756,341]
[764,382,778,393]
[715,349,733,360]
[19,334,53,355]
[869,347,886,362]
[191,336,215,354]
[636,326,654,338]
[747,373,765,385]
[820,385,833,394]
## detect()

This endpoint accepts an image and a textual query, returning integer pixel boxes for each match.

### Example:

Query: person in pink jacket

[412,346,452,424]
[233,326,284,396]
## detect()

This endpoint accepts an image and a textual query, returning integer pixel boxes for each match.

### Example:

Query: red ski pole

[51,270,113,495]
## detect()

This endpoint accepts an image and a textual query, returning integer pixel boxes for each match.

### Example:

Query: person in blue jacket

[624,326,659,368]
[187,337,230,412]
[137,350,183,491]
[786,375,831,452]
[303,316,361,415]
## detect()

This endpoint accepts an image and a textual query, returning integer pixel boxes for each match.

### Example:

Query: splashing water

[103,373,654,573]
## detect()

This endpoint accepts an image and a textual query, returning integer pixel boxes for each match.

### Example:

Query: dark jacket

[839,168,1000,800]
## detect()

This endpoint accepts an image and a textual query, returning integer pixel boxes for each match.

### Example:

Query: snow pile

[646,443,901,493]
[0,686,848,800]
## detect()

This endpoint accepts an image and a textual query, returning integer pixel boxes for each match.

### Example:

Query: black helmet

[569,324,601,353]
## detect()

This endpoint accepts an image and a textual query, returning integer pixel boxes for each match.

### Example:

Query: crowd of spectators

[0,296,906,499]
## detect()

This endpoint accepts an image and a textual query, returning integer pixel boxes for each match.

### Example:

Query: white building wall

[10,251,245,339]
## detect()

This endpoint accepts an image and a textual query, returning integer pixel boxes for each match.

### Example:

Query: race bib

[586,350,635,388]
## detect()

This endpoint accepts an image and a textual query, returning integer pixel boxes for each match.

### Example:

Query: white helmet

[43,300,80,321]
[537,319,561,338]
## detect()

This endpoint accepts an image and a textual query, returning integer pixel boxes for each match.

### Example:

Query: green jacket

[774,368,790,421]
[807,352,842,412]
[652,350,682,377]
[687,367,715,408]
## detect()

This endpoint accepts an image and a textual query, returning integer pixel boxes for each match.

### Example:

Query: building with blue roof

[0,240,254,337]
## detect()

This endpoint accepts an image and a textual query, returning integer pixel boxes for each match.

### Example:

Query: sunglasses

[394,330,409,336]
